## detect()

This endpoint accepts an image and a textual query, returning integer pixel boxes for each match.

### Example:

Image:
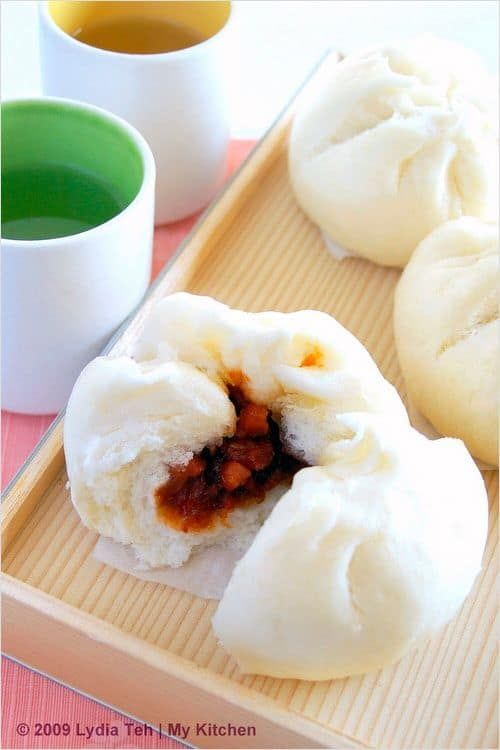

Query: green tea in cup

[1,99,143,241]
[2,164,124,241]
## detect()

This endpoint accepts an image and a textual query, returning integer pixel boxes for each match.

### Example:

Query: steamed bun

[64,357,238,567]
[64,293,488,680]
[213,417,488,679]
[65,294,407,568]
[133,293,408,431]
[289,35,498,267]
[394,218,499,466]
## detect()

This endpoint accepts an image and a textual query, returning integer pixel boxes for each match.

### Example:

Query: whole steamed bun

[214,416,488,680]
[289,35,498,267]
[394,218,499,466]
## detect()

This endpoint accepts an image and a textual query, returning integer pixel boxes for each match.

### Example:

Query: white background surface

[1,0,498,138]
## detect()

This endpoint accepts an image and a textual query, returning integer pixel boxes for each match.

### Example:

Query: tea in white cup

[39,1,232,224]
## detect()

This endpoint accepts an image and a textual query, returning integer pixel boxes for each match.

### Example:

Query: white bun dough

[213,418,487,679]
[289,35,498,268]
[64,357,242,568]
[394,218,498,466]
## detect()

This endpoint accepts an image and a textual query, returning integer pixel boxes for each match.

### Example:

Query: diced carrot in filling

[301,346,323,367]
[236,403,269,437]
[227,370,249,389]
[155,380,306,533]
[162,456,206,495]
[184,456,206,477]
[220,460,251,491]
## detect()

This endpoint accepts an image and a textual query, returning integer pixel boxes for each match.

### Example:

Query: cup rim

[40,0,232,61]
[1,96,155,249]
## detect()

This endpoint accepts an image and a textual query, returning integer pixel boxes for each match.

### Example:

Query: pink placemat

[1,140,255,750]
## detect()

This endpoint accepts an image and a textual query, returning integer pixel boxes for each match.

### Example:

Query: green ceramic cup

[1,97,155,414]
[2,98,146,239]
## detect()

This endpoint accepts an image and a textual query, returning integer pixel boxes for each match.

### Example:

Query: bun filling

[155,385,306,533]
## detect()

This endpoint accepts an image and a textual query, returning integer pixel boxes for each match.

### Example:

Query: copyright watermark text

[16,721,257,741]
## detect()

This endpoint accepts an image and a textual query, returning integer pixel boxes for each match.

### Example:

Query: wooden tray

[2,52,497,750]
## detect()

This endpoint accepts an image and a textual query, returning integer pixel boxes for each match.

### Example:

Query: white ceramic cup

[39,1,231,225]
[1,97,155,414]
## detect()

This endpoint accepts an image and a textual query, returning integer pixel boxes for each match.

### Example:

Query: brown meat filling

[155,385,305,533]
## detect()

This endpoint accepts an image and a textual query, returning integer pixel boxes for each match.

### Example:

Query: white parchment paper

[321,231,357,260]
[93,536,245,600]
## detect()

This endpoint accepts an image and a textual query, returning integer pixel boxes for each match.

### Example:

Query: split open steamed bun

[214,417,487,680]
[289,35,498,267]
[64,293,488,679]
[65,293,407,568]
[394,218,499,466]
